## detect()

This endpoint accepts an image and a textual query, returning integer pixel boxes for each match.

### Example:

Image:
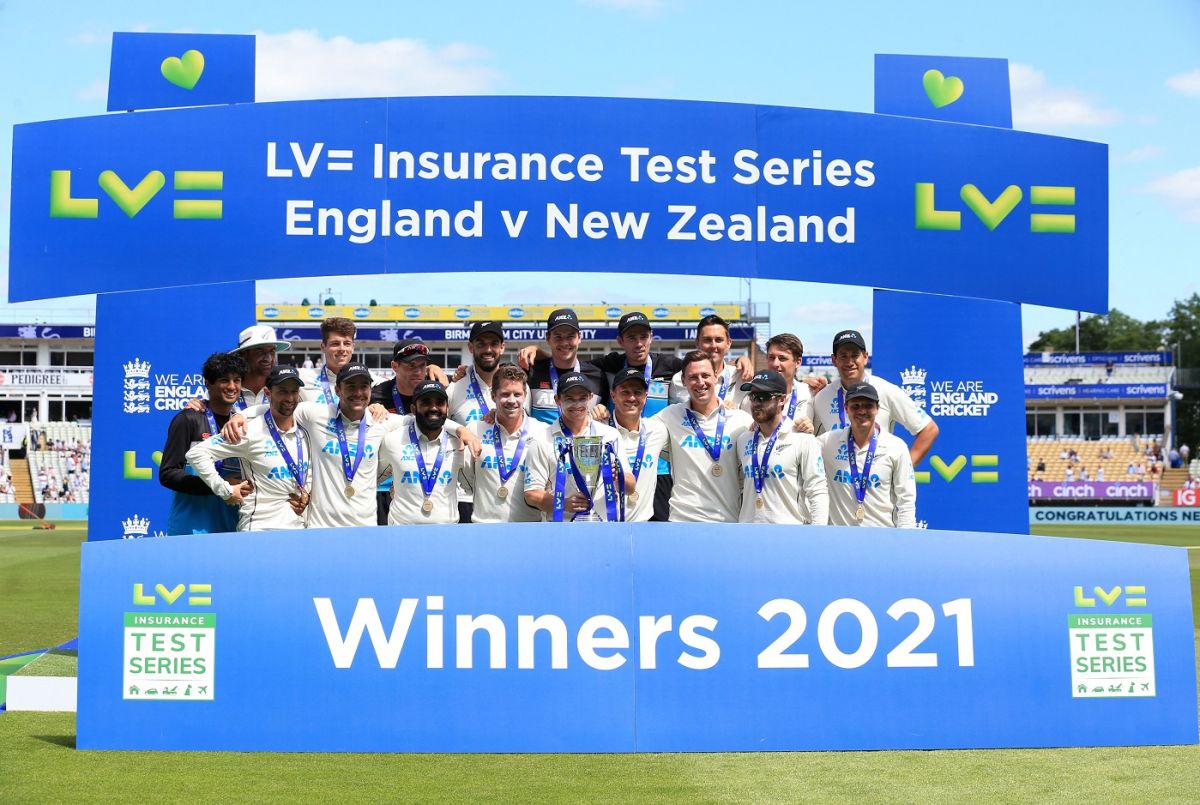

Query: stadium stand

[26,422,90,504]
[1026,435,1162,483]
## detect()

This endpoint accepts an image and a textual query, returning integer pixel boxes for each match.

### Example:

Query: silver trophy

[571,436,604,522]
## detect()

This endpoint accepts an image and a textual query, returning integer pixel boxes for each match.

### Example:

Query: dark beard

[416,410,445,433]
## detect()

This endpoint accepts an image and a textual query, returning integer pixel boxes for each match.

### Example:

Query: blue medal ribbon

[490,422,527,485]
[318,365,337,408]
[467,368,491,418]
[333,413,367,488]
[752,423,782,498]
[390,381,407,414]
[264,409,306,489]
[683,406,727,464]
[234,395,248,412]
[608,412,648,486]
[836,387,846,429]
[409,423,448,500]
[203,407,226,474]
[786,388,800,421]
[846,426,879,510]
[601,443,620,522]
[717,369,729,402]
[549,360,580,392]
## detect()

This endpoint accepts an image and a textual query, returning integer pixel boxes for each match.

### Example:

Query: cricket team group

[158,309,939,534]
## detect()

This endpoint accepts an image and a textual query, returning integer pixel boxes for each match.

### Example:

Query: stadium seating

[26,422,91,504]
[1026,435,1163,483]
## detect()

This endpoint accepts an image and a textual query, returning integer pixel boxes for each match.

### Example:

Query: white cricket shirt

[818,426,917,528]
[735,426,829,525]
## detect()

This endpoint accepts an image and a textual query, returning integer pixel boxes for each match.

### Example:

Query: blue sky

[1,0,1198,352]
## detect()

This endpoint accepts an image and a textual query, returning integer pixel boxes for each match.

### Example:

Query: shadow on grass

[34,734,75,749]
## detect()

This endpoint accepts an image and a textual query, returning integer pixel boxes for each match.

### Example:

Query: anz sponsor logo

[267,461,310,482]
[832,469,882,489]
[681,434,735,450]
[626,453,656,471]
[321,441,375,459]
[741,463,786,479]
[396,469,454,486]
[482,455,528,471]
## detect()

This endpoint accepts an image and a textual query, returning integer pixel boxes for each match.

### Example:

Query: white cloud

[581,0,668,13]
[70,31,101,46]
[1166,68,1200,96]
[1122,145,1165,162]
[254,30,500,101]
[1009,63,1121,131]
[78,79,108,102]
[1142,167,1200,222]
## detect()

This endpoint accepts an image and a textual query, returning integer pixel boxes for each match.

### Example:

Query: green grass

[11,651,77,678]
[1,520,1199,802]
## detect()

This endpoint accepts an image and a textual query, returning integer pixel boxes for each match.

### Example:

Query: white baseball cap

[234,325,291,353]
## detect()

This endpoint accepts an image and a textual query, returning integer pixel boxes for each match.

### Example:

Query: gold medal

[711,463,723,477]
[627,490,639,504]
[422,497,434,514]
[855,504,865,523]
[345,484,356,497]
[497,486,509,500]
[755,496,764,510]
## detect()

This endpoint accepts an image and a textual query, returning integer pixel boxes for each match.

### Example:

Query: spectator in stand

[1126,461,1137,476]
[1168,447,1181,468]
[1096,465,1105,481]
[1181,443,1191,464]
[1036,458,1046,474]
[1079,466,1090,481]
[1064,466,1075,482]
[1068,447,1079,463]
[1104,360,1114,378]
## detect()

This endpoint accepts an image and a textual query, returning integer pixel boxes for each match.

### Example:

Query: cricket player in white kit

[222,362,481,528]
[379,380,464,525]
[461,364,548,523]
[524,371,633,522]
[300,317,356,409]
[818,381,917,528]
[813,329,939,465]
[736,370,828,525]
[607,367,670,522]
[187,365,312,530]
[660,350,754,522]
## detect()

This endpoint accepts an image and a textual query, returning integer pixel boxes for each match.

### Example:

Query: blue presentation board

[872,290,1029,534]
[77,524,1197,752]
[10,96,1107,311]
[108,32,255,112]
[89,283,256,540]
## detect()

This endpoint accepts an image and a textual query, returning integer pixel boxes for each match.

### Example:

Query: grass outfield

[2,521,1198,802]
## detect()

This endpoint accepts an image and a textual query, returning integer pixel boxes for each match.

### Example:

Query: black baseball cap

[843,381,879,403]
[832,330,868,353]
[336,362,373,383]
[392,339,430,363]
[740,370,787,395]
[546,308,580,332]
[555,371,595,395]
[612,367,649,389]
[470,321,505,341]
[618,311,652,335]
[266,365,306,388]
[412,380,448,401]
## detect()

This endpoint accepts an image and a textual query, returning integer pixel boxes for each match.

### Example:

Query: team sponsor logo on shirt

[321,440,375,459]
[396,469,454,486]
[832,469,882,489]
[680,434,734,450]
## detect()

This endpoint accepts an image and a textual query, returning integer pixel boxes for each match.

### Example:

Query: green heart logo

[922,69,964,109]
[98,170,165,218]
[960,184,1023,231]
[160,49,205,90]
